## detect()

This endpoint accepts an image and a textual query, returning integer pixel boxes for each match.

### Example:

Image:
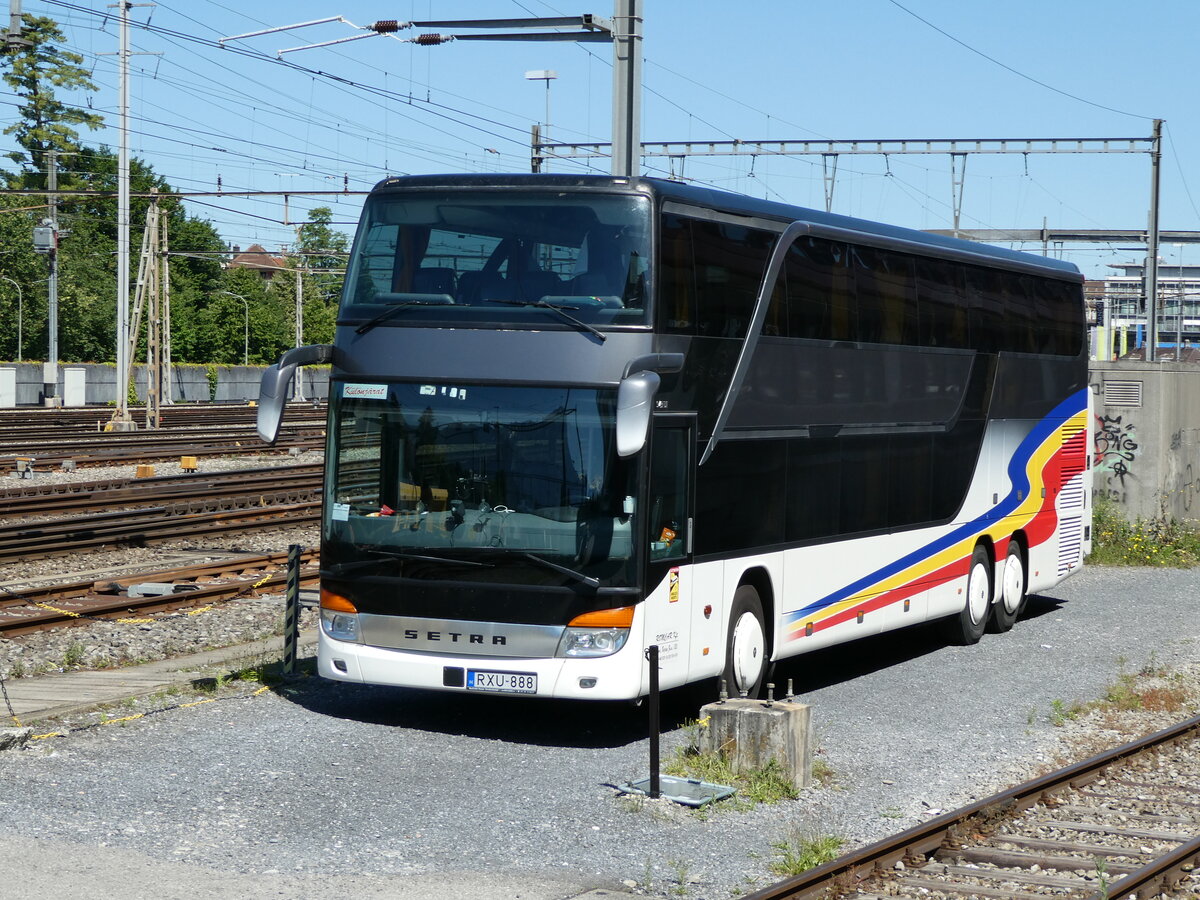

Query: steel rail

[0,550,316,610]
[0,466,323,517]
[0,435,326,471]
[0,500,321,560]
[0,551,320,636]
[742,713,1200,900]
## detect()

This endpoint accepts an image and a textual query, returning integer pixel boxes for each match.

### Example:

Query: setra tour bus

[256,173,1092,702]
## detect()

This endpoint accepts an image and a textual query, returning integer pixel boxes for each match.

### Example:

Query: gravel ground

[0,452,323,676]
[1,563,1199,900]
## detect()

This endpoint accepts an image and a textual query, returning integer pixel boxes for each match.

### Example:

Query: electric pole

[45,148,59,406]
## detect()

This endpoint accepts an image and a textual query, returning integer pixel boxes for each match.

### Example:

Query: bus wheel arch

[989,533,1028,633]
[723,569,774,700]
[940,540,993,646]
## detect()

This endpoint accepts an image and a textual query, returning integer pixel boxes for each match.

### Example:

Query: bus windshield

[340,191,652,328]
[325,382,638,586]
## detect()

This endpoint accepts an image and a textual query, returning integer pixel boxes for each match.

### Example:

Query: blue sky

[16,1,1198,278]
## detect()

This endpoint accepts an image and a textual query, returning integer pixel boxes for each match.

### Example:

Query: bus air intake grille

[1058,515,1083,575]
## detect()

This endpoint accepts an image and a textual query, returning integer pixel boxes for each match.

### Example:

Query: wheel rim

[730,611,765,695]
[967,559,990,625]
[1002,551,1024,614]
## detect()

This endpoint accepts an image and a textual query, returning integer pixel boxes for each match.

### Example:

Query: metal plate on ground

[618,775,735,807]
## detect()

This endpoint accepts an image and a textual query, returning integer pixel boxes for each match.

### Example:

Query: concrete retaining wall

[1090,361,1200,522]
[0,363,329,407]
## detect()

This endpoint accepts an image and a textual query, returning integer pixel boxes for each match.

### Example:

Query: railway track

[0,497,320,561]
[0,463,323,560]
[0,463,323,518]
[747,715,1200,900]
[0,550,319,636]
[0,402,326,470]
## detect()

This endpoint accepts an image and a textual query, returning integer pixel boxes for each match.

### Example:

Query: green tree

[296,206,348,302]
[1,15,103,185]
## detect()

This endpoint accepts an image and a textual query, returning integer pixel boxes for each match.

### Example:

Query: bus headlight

[559,626,630,658]
[557,606,635,658]
[320,588,360,643]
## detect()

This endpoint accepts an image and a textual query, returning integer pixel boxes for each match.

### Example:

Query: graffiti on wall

[1093,414,1139,503]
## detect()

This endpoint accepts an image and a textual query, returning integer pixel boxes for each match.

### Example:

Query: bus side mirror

[257,344,334,444]
[616,371,660,457]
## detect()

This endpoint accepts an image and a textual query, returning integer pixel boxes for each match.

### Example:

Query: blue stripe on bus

[785,388,1088,623]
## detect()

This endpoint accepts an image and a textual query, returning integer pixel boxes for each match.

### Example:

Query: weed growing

[1089,496,1200,567]
[769,831,845,876]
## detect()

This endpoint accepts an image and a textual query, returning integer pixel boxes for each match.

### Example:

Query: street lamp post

[0,276,21,361]
[220,291,250,366]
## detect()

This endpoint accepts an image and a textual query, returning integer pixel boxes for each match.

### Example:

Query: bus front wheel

[940,545,991,645]
[724,585,768,699]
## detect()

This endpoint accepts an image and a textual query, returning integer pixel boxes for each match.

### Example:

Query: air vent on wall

[1102,380,1143,407]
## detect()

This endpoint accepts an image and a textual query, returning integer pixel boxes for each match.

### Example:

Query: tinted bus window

[658,214,696,334]
[965,266,1004,353]
[690,219,775,338]
[1004,273,1038,354]
[786,237,855,341]
[854,247,917,345]
[917,257,968,349]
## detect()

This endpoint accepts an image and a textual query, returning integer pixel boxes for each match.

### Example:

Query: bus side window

[648,428,688,559]
[658,214,696,333]
[917,257,968,348]
[786,237,854,341]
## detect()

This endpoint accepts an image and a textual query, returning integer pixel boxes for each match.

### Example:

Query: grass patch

[664,747,799,805]
[770,831,845,876]
[1089,496,1200,567]
[663,717,800,808]
[1049,697,1088,726]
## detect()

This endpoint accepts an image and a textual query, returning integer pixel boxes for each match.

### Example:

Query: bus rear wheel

[724,585,768,699]
[940,545,991,645]
[989,541,1026,633]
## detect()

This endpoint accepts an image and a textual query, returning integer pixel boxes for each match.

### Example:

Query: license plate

[466,669,537,694]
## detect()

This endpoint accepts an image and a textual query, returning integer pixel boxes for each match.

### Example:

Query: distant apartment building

[1089,261,1199,360]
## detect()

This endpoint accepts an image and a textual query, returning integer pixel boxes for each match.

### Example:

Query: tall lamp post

[0,276,21,361]
[220,291,250,365]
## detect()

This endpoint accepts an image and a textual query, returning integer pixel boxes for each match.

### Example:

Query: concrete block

[699,697,813,789]
[0,727,31,751]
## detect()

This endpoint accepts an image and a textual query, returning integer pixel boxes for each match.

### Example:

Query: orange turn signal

[567,606,634,628]
[320,587,358,614]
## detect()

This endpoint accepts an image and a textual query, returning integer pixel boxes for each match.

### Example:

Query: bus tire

[989,541,1026,633]
[940,545,991,645]
[724,585,768,699]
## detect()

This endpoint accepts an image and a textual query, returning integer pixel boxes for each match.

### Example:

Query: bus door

[642,414,696,691]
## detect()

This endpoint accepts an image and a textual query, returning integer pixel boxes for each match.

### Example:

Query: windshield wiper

[328,548,494,575]
[514,550,600,590]
[354,301,420,335]
[485,298,606,342]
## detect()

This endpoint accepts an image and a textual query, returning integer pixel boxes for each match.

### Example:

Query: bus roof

[370,173,1082,279]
